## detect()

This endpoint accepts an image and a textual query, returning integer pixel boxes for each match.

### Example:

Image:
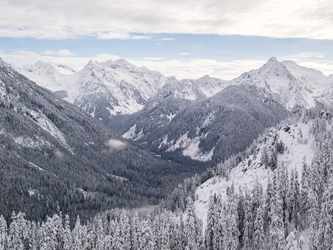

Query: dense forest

[1,108,332,249]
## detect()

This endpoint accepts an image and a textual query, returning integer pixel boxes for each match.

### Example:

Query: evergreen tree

[205,195,216,250]
[264,175,273,233]
[237,188,245,248]
[285,231,299,250]
[253,201,266,250]
[300,160,310,229]
[0,215,8,249]
[212,195,225,249]
[242,190,253,249]
[8,212,29,250]
[224,187,239,250]
[184,196,202,250]
[289,168,301,231]
[138,219,155,250]
[308,188,319,250]
[269,171,285,250]
[71,215,87,250]
[118,210,131,250]
[130,212,140,250]
[63,215,72,250]
[316,176,333,250]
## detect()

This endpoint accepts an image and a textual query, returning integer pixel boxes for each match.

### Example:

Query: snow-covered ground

[195,117,317,228]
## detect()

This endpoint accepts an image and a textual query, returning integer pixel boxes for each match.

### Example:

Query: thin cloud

[42,49,75,57]
[42,50,55,55]
[57,49,75,56]
[159,38,175,41]
[0,0,332,39]
[142,57,163,60]
[282,52,326,61]
[106,139,126,151]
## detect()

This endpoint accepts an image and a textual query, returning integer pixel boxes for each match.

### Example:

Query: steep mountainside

[0,58,200,223]
[194,108,332,227]
[157,107,333,249]
[19,59,168,116]
[120,85,289,165]
[231,57,333,111]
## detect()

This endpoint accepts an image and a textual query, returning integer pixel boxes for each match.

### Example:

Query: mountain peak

[266,56,279,65]
[84,59,99,69]
[115,58,129,65]
[0,57,11,68]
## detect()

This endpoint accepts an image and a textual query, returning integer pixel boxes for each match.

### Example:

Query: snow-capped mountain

[18,59,169,118]
[231,57,333,111]
[19,60,76,92]
[18,59,228,121]
[19,57,333,118]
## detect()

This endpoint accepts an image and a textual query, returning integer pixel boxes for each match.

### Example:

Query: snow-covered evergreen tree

[253,201,266,250]
[8,212,29,250]
[316,176,333,250]
[184,196,203,250]
[269,172,285,250]
[0,215,7,249]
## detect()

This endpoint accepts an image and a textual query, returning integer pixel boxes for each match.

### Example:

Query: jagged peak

[114,58,129,65]
[83,59,99,69]
[199,75,212,81]
[263,57,283,69]
[269,56,278,61]
[0,57,12,68]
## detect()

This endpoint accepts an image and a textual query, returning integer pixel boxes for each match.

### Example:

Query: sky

[0,0,332,80]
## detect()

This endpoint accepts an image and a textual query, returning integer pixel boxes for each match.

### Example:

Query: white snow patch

[26,109,73,153]
[202,112,215,128]
[109,174,129,182]
[166,113,176,122]
[123,124,144,141]
[158,135,169,149]
[28,161,46,172]
[183,138,215,162]
[167,132,190,152]
[167,132,214,162]
[14,136,48,148]
[123,124,137,140]
[28,189,39,197]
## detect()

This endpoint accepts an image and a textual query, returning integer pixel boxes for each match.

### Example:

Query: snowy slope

[194,112,329,228]
[18,59,168,117]
[19,59,230,120]
[231,57,333,111]
[19,61,76,92]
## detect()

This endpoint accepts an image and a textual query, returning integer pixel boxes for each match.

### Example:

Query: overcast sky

[0,0,332,80]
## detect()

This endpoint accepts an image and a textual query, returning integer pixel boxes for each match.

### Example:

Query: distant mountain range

[17,57,333,165]
[18,57,333,116]
[18,60,227,119]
